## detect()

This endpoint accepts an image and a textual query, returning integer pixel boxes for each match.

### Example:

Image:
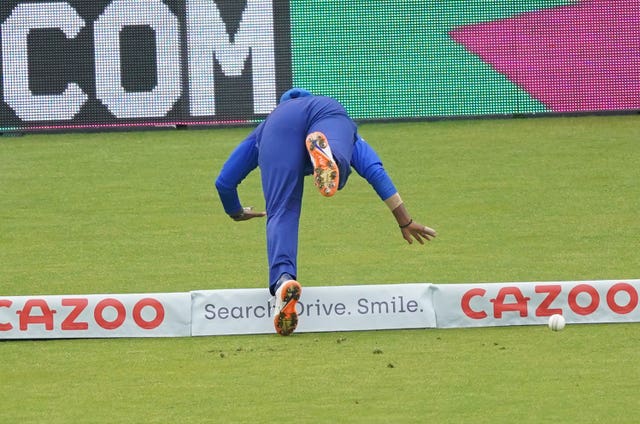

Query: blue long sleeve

[216,124,396,214]
[215,123,261,215]
[350,136,398,201]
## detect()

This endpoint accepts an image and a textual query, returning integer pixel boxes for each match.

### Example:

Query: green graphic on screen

[290,1,577,119]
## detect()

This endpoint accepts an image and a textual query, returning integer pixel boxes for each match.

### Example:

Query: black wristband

[399,219,413,229]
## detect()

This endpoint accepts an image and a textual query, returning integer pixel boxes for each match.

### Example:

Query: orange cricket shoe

[305,132,339,197]
[273,279,302,336]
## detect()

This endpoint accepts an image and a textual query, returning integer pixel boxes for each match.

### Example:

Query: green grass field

[1,115,639,423]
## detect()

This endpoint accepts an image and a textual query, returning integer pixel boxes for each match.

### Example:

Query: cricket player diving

[215,88,436,335]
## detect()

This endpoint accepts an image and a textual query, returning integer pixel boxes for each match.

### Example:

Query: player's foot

[306,132,339,197]
[273,279,302,336]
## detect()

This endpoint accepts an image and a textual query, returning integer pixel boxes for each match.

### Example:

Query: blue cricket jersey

[215,128,397,215]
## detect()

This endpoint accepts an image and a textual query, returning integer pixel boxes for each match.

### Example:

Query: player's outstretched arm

[386,194,436,245]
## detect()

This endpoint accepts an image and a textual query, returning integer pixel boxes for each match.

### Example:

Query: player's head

[279,88,312,104]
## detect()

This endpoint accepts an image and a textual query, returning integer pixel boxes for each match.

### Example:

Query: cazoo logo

[0,297,166,332]
[461,282,639,319]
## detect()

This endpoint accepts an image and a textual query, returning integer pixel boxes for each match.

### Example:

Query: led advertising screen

[291,0,640,119]
[0,0,292,131]
[0,0,638,132]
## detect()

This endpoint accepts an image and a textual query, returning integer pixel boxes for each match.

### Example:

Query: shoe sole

[274,281,302,336]
[306,132,339,197]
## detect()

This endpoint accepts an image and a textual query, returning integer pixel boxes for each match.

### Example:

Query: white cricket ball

[548,314,566,331]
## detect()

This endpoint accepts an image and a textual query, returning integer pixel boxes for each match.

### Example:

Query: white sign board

[431,279,640,328]
[191,284,436,336]
[0,292,191,339]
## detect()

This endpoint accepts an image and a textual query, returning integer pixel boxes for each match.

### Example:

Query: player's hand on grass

[230,206,266,221]
[401,220,436,245]
[390,202,436,245]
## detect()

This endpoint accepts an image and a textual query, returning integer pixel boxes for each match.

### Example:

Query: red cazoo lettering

[605,283,638,314]
[0,299,15,331]
[535,285,563,316]
[61,298,89,330]
[461,282,639,319]
[489,286,530,318]
[0,297,165,332]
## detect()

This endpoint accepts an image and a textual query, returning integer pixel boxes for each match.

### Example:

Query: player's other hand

[401,221,436,245]
[231,207,266,221]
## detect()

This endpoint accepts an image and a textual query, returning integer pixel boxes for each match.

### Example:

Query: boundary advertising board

[1,280,638,339]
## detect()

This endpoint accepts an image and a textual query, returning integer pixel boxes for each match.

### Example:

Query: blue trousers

[257,98,356,294]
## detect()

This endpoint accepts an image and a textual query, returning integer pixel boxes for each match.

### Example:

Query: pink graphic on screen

[450,0,640,112]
